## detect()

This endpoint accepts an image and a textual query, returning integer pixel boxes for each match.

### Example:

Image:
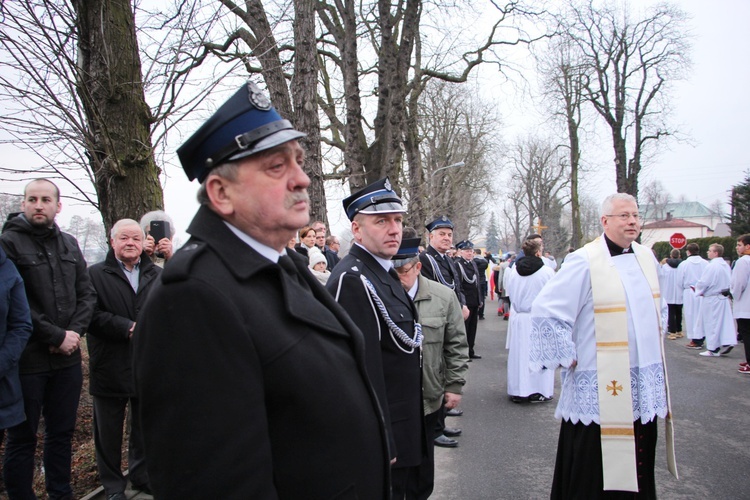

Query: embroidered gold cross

[607,380,623,396]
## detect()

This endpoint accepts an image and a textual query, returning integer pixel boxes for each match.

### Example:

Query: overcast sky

[1,0,747,243]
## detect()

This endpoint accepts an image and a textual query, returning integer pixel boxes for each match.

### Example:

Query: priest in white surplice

[693,243,736,357]
[530,193,677,499]
[504,237,555,403]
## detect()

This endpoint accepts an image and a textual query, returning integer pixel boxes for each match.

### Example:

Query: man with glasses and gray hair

[530,193,677,498]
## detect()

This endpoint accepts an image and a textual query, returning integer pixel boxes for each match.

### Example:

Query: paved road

[433,303,750,499]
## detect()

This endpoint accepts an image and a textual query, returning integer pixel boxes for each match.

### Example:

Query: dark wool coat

[88,249,161,397]
[0,215,95,374]
[327,244,425,468]
[133,206,389,500]
[0,247,32,429]
[419,245,466,306]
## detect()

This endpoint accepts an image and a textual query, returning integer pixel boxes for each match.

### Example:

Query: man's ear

[205,175,234,217]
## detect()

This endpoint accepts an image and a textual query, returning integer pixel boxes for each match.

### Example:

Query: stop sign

[669,232,687,249]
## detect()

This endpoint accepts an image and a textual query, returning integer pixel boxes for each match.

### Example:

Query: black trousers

[407,409,440,500]
[465,305,480,356]
[551,418,658,500]
[92,395,149,495]
[3,364,82,500]
[738,318,750,363]
[666,304,683,333]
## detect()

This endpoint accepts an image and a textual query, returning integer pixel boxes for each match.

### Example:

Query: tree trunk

[73,0,163,234]
[293,0,327,224]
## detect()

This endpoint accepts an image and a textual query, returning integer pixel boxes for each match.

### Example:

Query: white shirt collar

[223,221,285,263]
[407,278,419,299]
[354,242,393,272]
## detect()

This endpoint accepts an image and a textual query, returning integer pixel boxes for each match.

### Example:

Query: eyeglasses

[396,262,418,275]
[605,213,642,222]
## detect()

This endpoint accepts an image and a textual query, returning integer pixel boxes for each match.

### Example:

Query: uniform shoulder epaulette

[161,242,206,284]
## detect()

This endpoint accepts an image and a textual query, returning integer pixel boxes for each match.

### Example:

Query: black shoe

[721,345,734,355]
[434,435,458,448]
[469,354,482,359]
[510,396,529,404]
[479,316,485,320]
[446,408,463,417]
[107,494,127,500]
[443,427,462,437]
[528,393,553,403]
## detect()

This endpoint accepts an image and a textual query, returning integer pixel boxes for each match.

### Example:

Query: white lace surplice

[530,242,669,425]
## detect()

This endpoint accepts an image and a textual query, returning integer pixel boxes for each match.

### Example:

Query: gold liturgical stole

[585,238,677,492]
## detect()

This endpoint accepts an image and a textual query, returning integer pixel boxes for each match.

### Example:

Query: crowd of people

[1,80,748,500]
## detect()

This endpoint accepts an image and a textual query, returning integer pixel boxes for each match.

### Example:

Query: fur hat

[308,247,327,270]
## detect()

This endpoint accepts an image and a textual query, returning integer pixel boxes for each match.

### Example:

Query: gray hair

[110,218,144,239]
[139,210,176,238]
[601,193,637,217]
[196,161,241,206]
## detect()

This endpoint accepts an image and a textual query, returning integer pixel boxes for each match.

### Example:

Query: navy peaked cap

[456,240,474,250]
[177,81,306,183]
[392,237,422,268]
[343,177,405,221]
[425,216,454,232]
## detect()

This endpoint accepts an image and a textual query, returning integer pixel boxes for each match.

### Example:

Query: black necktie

[278,255,311,292]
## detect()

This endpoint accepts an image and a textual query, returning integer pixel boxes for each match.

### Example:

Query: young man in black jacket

[1,178,96,500]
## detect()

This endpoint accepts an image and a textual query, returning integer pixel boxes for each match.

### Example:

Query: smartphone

[149,220,170,258]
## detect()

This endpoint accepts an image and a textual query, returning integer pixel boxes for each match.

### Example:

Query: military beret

[342,177,405,221]
[425,216,454,232]
[176,81,306,183]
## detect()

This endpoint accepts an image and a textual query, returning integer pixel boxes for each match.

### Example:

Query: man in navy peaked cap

[133,81,390,499]
[327,178,425,499]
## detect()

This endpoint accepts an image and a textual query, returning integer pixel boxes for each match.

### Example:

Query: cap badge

[384,178,393,191]
[247,81,272,111]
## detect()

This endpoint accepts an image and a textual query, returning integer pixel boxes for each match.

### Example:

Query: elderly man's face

[429,228,453,253]
[352,213,403,259]
[602,199,641,248]
[213,141,310,250]
[396,260,421,290]
[111,223,143,266]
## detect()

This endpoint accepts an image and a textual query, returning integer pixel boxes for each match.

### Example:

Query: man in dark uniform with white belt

[327,178,424,499]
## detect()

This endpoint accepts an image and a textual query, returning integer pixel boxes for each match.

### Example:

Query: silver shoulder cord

[360,275,423,352]
[458,260,476,284]
[425,253,456,290]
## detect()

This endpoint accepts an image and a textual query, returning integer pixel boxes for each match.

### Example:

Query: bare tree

[561,0,691,198]
[505,136,570,252]
[0,1,232,232]
[640,179,672,221]
[408,80,498,234]
[537,37,587,248]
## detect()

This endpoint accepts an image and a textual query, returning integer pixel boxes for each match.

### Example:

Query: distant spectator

[0,244,33,464]
[307,247,330,285]
[88,219,162,498]
[294,226,316,261]
[139,210,175,267]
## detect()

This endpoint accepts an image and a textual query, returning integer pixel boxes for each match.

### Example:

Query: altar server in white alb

[530,193,677,498]
[693,243,736,357]
[678,243,708,349]
[504,237,555,403]
[732,234,750,374]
